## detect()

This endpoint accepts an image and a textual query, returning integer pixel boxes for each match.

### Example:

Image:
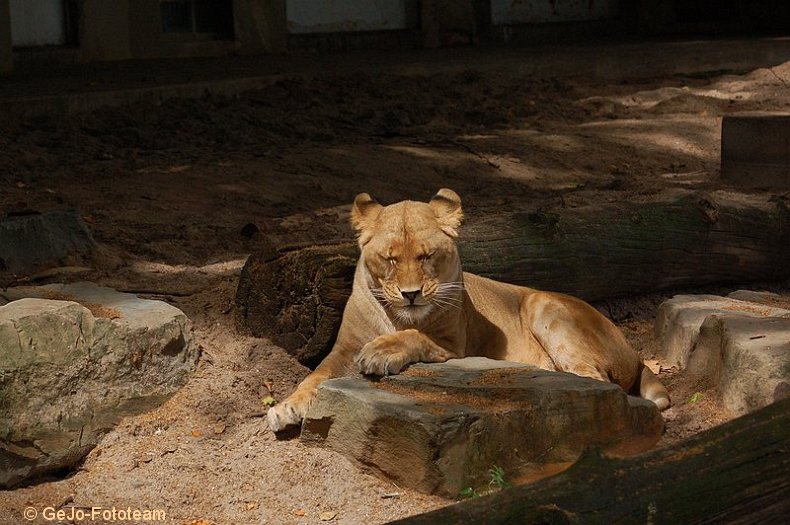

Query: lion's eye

[419,251,435,261]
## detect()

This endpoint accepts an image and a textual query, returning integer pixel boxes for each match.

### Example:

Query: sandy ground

[1,52,789,525]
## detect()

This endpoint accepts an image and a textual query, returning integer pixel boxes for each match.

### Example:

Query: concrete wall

[286,0,418,33]
[79,0,284,60]
[235,0,286,54]
[421,0,477,48]
[128,0,161,59]
[9,0,65,46]
[491,0,620,25]
[635,0,675,34]
[80,0,131,61]
[0,0,11,74]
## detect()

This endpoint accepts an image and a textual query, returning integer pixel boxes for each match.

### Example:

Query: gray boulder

[0,210,94,275]
[300,357,663,497]
[687,314,790,415]
[0,283,199,488]
[655,294,788,368]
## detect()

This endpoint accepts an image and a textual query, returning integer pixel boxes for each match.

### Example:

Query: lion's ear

[430,188,463,237]
[350,193,383,246]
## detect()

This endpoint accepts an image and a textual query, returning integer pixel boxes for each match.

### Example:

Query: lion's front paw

[354,335,413,376]
[266,396,310,433]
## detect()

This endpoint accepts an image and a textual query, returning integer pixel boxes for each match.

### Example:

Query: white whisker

[433,302,461,310]
[433,293,463,304]
[428,297,447,308]
[435,289,463,297]
[434,303,459,312]
[369,288,397,311]
[431,298,462,310]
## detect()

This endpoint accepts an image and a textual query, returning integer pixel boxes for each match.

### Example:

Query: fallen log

[236,243,358,367]
[389,397,790,524]
[235,191,790,365]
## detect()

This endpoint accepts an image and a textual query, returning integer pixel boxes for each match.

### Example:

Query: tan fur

[267,189,670,432]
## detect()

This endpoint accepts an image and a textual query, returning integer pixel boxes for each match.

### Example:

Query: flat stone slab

[727,289,790,309]
[688,314,790,416]
[0,282,199,488]
[0,210,94,275]
[655,294,789,368]
[300,357,663,497]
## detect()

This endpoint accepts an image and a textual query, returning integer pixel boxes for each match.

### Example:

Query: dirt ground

[1,50,789,525]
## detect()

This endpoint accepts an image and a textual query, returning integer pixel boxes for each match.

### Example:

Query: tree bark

[459,191,789,298]
[390,397,790,524]
[235,243,358,367]
[235,191,790,365]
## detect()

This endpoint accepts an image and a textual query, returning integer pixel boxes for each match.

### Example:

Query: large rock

[655,294,789,368]
[300,358,663,497]
[687,314,790,415]
[0,282,199,488]
[0,210,94,275]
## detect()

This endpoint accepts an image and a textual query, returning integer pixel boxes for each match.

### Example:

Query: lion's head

[350,188,464,325]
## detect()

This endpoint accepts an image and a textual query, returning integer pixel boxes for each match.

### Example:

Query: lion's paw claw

[266,398,309,433]
[354,338,410,376]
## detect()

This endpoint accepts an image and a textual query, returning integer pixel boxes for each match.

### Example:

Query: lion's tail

[639,364,671,411]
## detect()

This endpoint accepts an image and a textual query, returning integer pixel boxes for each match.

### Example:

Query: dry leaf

[214,423,226,435]
[191,430,203,438]
[644,359,661,374]
[263,380,274,392]
[245,501,258,511]
[320,511,337,521]
[294,509,306,517]
[262,396,276,407]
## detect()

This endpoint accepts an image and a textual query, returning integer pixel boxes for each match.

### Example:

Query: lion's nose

[401,290,420,305]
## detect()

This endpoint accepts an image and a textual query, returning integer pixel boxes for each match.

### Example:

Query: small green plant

[488,465,511,490]
[457,487,481,500]
[458,465,512,500]
[688,392,703,404]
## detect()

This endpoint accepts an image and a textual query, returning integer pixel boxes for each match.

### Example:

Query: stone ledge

[655,294,789,368]
[301,357,663,497]
[688,314,790,415]
[656,291,790,417]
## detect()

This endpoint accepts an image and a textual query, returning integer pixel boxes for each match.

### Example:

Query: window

[160,0,234,40]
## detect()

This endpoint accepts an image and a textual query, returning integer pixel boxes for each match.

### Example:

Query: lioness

[267,189,670,431]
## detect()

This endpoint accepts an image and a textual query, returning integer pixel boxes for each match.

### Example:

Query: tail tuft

[640,365,671,411]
